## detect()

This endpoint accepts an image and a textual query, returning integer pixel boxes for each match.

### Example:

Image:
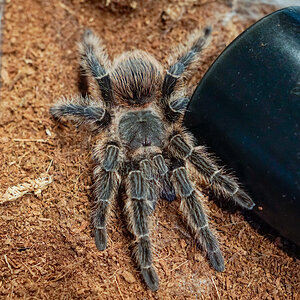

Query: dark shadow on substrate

[205,190,300,260]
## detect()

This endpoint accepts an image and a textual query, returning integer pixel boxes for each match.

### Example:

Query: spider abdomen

[118,110,165,149]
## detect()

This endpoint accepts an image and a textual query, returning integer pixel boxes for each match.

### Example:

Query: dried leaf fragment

[1,174,53,204]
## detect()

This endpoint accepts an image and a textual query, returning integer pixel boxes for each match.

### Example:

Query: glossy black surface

[184,7,300,246]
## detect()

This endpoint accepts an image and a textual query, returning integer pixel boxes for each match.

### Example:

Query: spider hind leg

[92,144,121,251]
[172,166,225,272]
[126,170,159,291]
[169,134,255,209]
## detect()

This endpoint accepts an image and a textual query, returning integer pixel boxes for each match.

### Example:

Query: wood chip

[122,271,136,284]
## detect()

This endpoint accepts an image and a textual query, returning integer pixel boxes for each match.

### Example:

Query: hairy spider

[50,28,255,291]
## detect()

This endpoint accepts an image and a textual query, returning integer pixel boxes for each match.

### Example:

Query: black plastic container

[184,7,300,246]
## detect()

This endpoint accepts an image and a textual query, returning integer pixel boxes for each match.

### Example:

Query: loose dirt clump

[0,1,299,299]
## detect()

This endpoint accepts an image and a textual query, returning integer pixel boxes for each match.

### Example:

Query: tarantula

[50,28,255,291]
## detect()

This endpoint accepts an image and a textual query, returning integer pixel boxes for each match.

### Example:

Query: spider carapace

[50,28,255,291]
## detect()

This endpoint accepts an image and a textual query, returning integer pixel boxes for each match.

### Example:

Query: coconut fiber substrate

[0,0,299,299]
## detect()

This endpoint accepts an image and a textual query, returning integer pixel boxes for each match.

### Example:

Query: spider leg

[140,158,158,209]
[79,29,114,107]
[168,133,255,209]
[50,95,110,131]
[153,154,176,202]
[125,169,159,291]
[171,164,224,271]
[163,93,190,124]
[93,144,121,250]
[162,27,211,99]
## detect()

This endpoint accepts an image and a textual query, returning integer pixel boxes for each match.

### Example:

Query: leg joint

[138,233,149,240]
[95,226,105,230]
[170,134,193,159]
[231,186,239,196]
[166,70,181,78]
[210,169,221,182]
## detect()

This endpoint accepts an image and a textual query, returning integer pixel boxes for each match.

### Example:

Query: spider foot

[208,250,225,272]
[233,189,255,210]
[95,228,107,251]
[141,266,159,292]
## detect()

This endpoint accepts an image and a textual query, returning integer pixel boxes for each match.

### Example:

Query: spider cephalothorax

[50,28,255,291]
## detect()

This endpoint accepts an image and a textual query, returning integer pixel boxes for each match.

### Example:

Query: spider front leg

[50,95,111,131]
[171,164,224,271]
[162,27,211,99]
[125,169,159,291]
[79,29,114,107]
[93,144,121,250]
[168,133,255,209]
[163,94,190,124]
[160,27,210,123]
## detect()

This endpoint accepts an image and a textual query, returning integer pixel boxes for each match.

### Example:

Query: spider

[50,28,255,291]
